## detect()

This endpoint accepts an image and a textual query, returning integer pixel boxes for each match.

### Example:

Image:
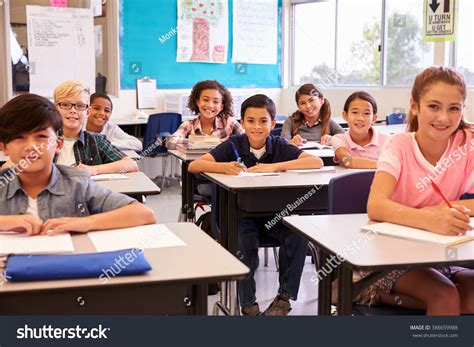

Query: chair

[385,112,406,125]
[327,171,424,315]
[270,127,282,136]
[140,112,181,188]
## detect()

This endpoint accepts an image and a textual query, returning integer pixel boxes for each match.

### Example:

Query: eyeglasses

[57,102,89,111]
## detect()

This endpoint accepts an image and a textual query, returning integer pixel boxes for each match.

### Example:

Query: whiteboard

[26,5,95,97]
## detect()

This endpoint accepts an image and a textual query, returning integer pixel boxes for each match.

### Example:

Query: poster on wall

[176,0,228,63]
[232,0,278,64]
[423,0,456,42]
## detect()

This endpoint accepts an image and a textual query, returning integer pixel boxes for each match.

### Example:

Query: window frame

[290,0,439,88]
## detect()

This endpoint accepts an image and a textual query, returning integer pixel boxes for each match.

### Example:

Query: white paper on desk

[234,172,280,177]
[88,224,186,252]
[299,141,332,150]
[0,232,74,256]
[90,174,129,181]
[286,167,337,174]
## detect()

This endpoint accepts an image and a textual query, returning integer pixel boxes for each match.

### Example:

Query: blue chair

[270,127,282,136]
[327,171,424,315]
[386,112,406,125]
[140,112,182,188]
[275,114,288,123]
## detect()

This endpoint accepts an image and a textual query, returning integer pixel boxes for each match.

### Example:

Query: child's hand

[76,163,99,176]
[224,161,246,175]
[41,217,93,235]
[427,205,472,235]
[320,135,332,145]
[290,135,304,147]
[0,215,43,235]
[245,163,278,173]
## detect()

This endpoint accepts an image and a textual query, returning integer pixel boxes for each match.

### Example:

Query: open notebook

[299,141,332,150]
[361,220,474,247]
[90,174,130,181]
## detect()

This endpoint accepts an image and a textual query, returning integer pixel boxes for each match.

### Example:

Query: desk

[168,150,207,222]
[204,167,369,314]
[0,152,8,165]
[283,214,474,315]
[373,123,407,134]
[304,148,335,166]
[109,117,148,138]
[123,149,141,160]
[97,171,161,196]
[0,223,249,314]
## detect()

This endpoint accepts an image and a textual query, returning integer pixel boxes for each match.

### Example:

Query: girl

[166,80,244,149]
[332,91,391,169]
[86,92,143,151]
[366,66,474,315]
[281,83,344,146]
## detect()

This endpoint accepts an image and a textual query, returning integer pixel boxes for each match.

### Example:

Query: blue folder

[5,248,152,282]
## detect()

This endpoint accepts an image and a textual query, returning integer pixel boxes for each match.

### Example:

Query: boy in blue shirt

[189,94,323,315]
[0,94,156,235]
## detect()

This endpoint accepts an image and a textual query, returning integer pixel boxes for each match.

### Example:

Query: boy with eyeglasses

[54,80,138,175]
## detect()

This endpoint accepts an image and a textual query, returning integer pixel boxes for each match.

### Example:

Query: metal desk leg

[185,162,195,222]
[317,250,332,315]
[227,191,239,254]
[179,160,187,222]
[338,263,353,316]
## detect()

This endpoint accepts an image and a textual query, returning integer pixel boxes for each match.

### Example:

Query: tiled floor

[145,179,319,315]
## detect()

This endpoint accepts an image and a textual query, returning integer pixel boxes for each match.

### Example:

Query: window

[291,0,435,87]
[455,0,474,86]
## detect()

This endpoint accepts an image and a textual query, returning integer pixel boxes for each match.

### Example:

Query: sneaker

[241,303,262,316]
[263,295,292,316]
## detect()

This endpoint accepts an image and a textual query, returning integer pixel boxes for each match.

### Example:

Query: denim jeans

[237,217,308,308]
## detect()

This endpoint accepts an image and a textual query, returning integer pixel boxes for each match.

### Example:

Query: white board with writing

[232,0,278,65]
[27,5,95,96]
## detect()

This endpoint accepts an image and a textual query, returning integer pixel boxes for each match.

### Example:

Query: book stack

[177,135,221,154]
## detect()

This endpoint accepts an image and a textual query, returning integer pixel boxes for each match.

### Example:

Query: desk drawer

[237,186,328,214]
[0,283,206,315]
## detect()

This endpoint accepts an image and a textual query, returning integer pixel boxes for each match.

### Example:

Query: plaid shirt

[58,130,126,165]
[166,115,244,149]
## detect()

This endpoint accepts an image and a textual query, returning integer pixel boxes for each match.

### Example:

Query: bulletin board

[119,0,282,89]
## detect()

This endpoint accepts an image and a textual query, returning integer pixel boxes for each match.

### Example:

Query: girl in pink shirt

[332,91,391,169]
[365,66,474,315]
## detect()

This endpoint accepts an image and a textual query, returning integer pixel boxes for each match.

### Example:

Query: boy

[85,92,142,151]
[189,94,323,315]
[0,94,156,235]
[54,80,138,175]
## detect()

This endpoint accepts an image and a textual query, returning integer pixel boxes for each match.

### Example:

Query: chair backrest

[328,171,375,214]
[143,112,182,151]
[385,112,406,125]
[270,127,282,136]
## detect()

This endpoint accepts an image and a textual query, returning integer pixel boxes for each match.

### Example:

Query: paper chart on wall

[232,0,278,64]
[176,0,228,63]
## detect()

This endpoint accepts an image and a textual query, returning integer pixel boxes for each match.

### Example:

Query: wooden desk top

[203,167,371,190]
[0,223,249,294]
[284,214,474,270]
[97,171,161,195]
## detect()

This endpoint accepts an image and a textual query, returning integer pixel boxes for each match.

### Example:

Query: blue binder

[5,248,152,282]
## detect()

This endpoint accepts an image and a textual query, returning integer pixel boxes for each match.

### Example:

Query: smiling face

[242,107,276,149]
[411,82,464,143]
[56,92,90,136]
[297,94,324,121]
[87,97,112,131]
[2,127,63,175]
[343,98,377,137]
[196,89,224,121]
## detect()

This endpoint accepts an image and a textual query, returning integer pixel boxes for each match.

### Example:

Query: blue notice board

[120,0,282,89]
